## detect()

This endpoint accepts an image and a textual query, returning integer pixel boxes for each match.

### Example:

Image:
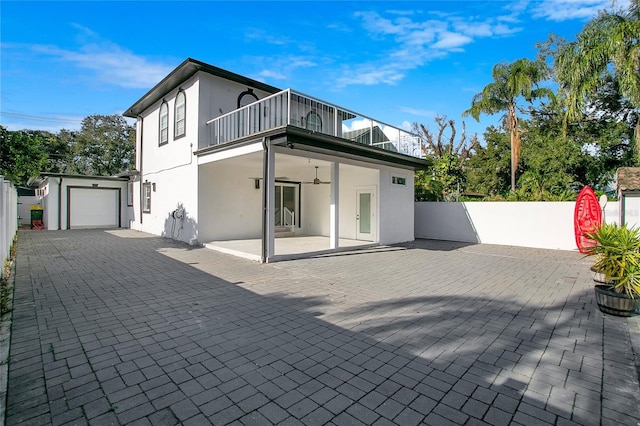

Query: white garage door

[69,188,119,228]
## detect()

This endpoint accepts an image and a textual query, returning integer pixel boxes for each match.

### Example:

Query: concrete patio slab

[5,229,640,425]
[204,235,377,262]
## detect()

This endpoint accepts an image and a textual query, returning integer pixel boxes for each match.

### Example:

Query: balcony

[205,89,425,159]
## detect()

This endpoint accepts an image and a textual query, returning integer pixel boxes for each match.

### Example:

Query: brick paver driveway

[6,229,640,425]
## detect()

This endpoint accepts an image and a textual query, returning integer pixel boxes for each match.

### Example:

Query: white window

[143,182,151,213]
[159,102,169,145]
[127,181,134,206]
[174,91,186,138]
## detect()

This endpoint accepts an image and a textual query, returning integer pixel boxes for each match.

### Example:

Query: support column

[262,143,276,262]
[330,162,339,249]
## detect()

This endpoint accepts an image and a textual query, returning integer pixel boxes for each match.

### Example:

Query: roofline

[40,173,129,181]
[123,58,282,118]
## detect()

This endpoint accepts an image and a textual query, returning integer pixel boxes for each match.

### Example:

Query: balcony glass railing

[205,89,424,159]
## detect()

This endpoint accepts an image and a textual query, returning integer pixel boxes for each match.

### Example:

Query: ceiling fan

[302,166,331,185]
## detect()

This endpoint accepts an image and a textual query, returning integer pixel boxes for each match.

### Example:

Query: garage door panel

[70,188,118,228]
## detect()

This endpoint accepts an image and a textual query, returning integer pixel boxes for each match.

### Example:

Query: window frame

[174,90,186,139]
[159,101,169,145]
[127,181,134,206]
[237,88,259,108]
[142,182,151,213]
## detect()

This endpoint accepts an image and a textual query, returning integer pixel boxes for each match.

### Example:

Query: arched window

[237,88,259,108]
[305,110,322,132]
[159,101,169,145]
[174,91,186,138]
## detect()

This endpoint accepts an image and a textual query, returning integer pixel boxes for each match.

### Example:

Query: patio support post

[330,162,339,249]
[262,138,275,262]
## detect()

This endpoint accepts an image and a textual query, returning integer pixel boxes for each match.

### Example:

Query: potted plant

[585,223,640,317]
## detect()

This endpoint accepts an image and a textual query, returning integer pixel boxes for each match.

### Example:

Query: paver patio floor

[5,229,640,425]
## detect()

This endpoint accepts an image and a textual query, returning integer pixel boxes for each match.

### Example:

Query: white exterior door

[356,188,375,241]
[69,188,119,228]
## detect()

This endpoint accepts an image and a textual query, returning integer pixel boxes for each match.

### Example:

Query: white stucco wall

[415,201,619,251]
[198,158,263,242]
[133,78,200,243]
[379,168,415,245]
[301,184,330,236]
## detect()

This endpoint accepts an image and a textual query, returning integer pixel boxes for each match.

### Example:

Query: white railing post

[287,89,291,126]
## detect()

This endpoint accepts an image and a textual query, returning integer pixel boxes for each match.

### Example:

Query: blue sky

[0,0,625,142]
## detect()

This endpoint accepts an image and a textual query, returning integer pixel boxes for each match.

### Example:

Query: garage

[68,187,121,228]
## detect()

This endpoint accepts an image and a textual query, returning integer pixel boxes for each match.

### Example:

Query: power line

[0,111,83,124]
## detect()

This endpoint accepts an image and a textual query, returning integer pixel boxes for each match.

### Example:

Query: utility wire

[0,111,83,124]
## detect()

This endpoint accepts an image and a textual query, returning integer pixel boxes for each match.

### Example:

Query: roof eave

[123,58,282,118]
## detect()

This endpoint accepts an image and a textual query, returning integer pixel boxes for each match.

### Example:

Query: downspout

[58,177,62,230]
[261,137,270,263]
[138,116,144,224]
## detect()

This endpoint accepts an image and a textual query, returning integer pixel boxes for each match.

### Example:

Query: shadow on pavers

[5,229,640,425]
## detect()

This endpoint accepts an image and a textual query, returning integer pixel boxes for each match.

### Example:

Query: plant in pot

[585,223,640,317]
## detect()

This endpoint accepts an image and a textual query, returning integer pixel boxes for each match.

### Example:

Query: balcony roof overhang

[123,58,282,118]
[194,125,431,170]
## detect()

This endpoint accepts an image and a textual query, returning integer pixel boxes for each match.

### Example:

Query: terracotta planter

[594,285,640,317]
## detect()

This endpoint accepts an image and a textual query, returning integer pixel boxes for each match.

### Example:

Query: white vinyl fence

[0,177,17,277]
[415,201,619,251]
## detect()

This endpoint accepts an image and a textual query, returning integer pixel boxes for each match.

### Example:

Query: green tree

[465,126,511,196]
[554,0,640,153]
[0,126,48,184]
[413,116,479,201]
[463,58,552,191]
[72,115,135,175]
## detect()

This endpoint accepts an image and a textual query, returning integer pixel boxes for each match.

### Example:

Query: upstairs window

[174,91,186,138]
[305,110,322,132]
[159,102,169,145]
[237,88,259,108]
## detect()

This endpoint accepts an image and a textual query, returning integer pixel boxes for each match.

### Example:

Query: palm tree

[463,58,550,191]
[555,1,640,154]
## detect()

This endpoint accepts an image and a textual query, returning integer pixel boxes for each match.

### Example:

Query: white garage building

[31,173,133,230]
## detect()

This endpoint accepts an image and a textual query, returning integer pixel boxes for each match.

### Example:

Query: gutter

[58,177,62,230]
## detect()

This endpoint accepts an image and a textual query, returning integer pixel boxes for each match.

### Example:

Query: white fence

[415,201,619,251]
[0,178,18,277]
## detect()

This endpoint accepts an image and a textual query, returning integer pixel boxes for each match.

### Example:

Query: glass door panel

[359,193,371,233]
[275,186,282,226]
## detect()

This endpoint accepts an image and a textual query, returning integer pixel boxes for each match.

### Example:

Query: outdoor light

[255,179,260,189]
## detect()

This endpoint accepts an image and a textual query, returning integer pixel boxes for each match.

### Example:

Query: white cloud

[339,9,522,88]
[400,107,437,118]
[531,0,629,21]
[25,33,174,89]
[259,70,287,80]
[253,55,317,82]
[431,32,473,50]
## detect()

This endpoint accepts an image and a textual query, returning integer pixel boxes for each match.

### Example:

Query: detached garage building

[30,173,133,230]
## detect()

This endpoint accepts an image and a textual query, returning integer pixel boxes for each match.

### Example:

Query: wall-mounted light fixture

[152,183,156,192]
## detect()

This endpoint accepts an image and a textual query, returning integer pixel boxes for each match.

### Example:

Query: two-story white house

[123,58,428,262]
